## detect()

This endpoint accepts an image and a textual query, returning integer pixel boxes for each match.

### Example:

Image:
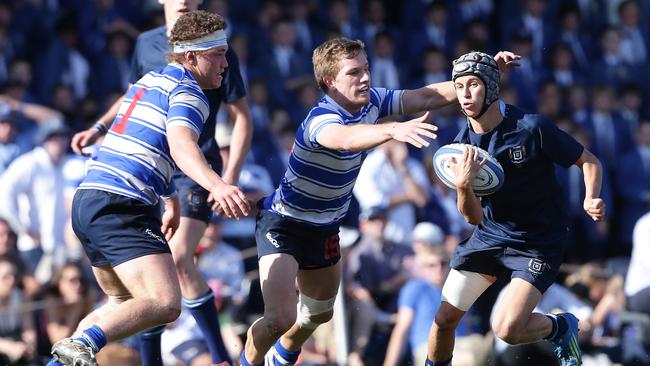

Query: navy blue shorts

[255,209,341,269]
[174,172,212,223]
[450,233,565,293]
[71,189,171,267]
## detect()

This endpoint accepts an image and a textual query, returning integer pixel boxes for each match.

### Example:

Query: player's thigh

[168,217,208,257]
[297,260,341,300]
[92,264,131,300]
[258,253,299,314]
[491,277,542,328]
[112,252,180,301]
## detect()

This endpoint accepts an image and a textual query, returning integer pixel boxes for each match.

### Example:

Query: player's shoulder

[307,98,345,121]
[505,104,554,133]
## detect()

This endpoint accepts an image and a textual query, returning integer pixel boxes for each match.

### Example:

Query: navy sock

[545,314,568,341]
[46,358,64,366]
[75,325,107,353]
[139,325,165,366]
[556,314,569,336]
[273,339,301,365]
[183,289,230,364]
[425,358,452,366]
[240,352,263,366]
[545,314,558,340]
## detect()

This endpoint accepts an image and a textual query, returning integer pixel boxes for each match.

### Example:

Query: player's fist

[584,197,606,221]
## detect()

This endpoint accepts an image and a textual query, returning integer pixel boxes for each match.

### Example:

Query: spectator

[0,258,36,365]
[346,206,414,365]
[0,122,74,279]
[625,211,650,314]
[616,119,650,251]
[354,140,430,245]
[370,31,401,90]
[0,106,21,174]
[42,262,98,344]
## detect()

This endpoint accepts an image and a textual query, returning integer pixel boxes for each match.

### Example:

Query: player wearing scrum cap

[47,11,250,366]
[425,51,605,366]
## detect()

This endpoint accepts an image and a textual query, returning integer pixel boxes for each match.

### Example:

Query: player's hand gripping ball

[433,143,504,196]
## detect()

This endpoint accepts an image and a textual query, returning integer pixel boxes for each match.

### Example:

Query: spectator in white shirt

[354,140,430,244]
[0,122,76,281]
[625,211,650,313]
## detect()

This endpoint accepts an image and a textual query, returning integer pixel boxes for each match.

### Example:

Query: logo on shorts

[266,232,280,248]
[528,258,548,275]
[145,228,166,244]
[508,146,527,166]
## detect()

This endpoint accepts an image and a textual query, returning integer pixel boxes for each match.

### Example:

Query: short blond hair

[167,10,228,64]
[312,37,365,93]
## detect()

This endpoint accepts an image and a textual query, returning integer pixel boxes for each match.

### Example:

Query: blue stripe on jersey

[82,63,209,204]
[269,87,403,225]
[287,154,362,188]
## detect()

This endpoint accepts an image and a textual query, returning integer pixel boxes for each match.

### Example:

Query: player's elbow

[575,148,601,168]
[464,212,483,225]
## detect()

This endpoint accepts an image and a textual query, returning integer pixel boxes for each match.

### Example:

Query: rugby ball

[433,143,504,196]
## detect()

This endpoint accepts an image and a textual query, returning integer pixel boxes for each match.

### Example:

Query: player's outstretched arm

[574,148,606,221]
[449,146,485,224]
[167,125,250,218]
[70,94,125,156]
[318,112,437,151]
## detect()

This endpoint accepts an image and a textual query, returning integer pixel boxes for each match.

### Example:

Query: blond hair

[167,10,228,64]
[312,37,365,93]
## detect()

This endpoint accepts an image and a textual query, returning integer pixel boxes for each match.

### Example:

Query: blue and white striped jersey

[265,87,403,226]
[79,64,209,205]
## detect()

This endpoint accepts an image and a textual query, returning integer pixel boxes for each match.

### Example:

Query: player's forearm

[401,81,457,115]
[578,150,603,199]
[456,186,483,224]
[319,123,396,151]
[222,100,252,184]
[170,137,226,192]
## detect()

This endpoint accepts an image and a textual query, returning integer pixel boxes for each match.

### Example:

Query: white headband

[172,29,227,53]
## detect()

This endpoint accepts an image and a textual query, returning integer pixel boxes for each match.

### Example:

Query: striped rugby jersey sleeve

[166,88,210,137]
[307,112,344,147]
[373,87,404,118]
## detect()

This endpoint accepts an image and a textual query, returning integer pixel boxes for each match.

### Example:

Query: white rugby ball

[433,143,504,196]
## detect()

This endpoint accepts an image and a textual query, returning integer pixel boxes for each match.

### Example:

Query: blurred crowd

[0,0,649,365]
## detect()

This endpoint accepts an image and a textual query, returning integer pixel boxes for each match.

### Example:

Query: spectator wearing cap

[384,245,461,366]
[0,121,78,281]
[412,221,445,256]
[345,205,414,365]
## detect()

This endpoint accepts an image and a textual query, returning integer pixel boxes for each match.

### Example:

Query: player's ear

[184,50,197,65]
[323,77,335,90]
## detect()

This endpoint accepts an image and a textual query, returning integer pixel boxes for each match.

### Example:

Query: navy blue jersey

[454,103,584,246]
[129,26,246,168]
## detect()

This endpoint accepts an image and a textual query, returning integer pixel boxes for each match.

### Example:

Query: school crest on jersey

[528,258,548,276]
[508,146,527,166]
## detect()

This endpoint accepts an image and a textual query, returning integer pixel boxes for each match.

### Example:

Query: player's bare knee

[492,320,524,345]
[156,297,182,323]
[264,312,296,337]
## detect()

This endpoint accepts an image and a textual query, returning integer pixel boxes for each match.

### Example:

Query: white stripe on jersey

[270,88,403,225]
[100,136,175,182]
